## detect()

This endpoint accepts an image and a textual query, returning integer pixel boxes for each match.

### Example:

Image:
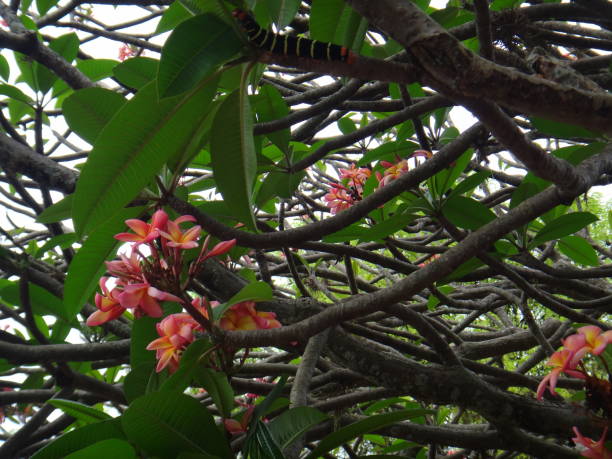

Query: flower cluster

[86,209,235,326]
[536,326,612,458]
[146,299,281,373]
[324,151,432,214]
[536,326,612,399]
[118,43,138,61]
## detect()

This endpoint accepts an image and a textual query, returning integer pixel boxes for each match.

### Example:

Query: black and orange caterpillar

[232,9,355,64]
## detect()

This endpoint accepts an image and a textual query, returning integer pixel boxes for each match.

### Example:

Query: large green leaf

[210,87,257,229]
[310,0,366,50]
[558,235,599,267]
[155,0,192,34]
[243,420,284,459]
[264,0,301,28]
[0,83,33,104]
[441,195,496,230]
[64,439,136,459]
[31,419,126,459]
[63,88,126,144]
[131,317,159,368]
[37,195,73,223]
[0,281,69,322]
[72,77,218,237]
[192,368,235,418]
[429,148,473,198]
[305,409,433,459]
[64,207,143,320]
[267,406,328,449]
[157,13,242,97]
[530,212,598,247]
[121,391,231,458]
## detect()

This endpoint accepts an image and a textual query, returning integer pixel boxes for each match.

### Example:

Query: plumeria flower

[114,209,168,245]
[339,164,371,189]
[119,282,182,318]
[146,313,200,373]
[536,349,585,399]
[223,405,254,435]
[159,215,201,249]
[572,427,612,459]
[219,301,281,331]
[105,251,142,282]
[324,184,354,214]
[378,158,409,187]
[86,277,126,326]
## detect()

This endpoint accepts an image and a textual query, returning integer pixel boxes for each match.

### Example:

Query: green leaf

[213,281,273,321]
[37,0,58,15]
[265,0,301,28]
[0,54,10,80]
[65,439,136,459]
[0,83,33,104]
[531,117,600,139]
[310,0,365,50]
[47,399,111,424]
[429,148,473,198]
[357,212,417,242]
[267,406,327,449]
[530,212,598,247]
[76,59,118,81]
[131,317,158,368]
[0,282,69,322]
[447,170,490,199]
[253,375,288,421]
[244,420,284,459]
[358,140,420,166]
[37,195,73,223]
[121,391,231,458]
[323,223,370,243]
[34,233,76,258]
[63,88,126,144]
[155,0,192,34]
[253,85,290,153]
[210,87,257,229]
[255,170,305,207]
[158,13,242,97]
[193,368,235,418]
[113,57,158,89]
[31,419,126,459]
[123,362,156,403]
[64,207,143,320]
[72,77,218,237]
[305,409,433,459]
[558,235,599,267]
[441,196,496,230]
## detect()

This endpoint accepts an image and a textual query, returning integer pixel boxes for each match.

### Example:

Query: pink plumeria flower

[572,427,612,459]
[378,159,409,187]
[223,405,254,435]
[536,349,585,400]
[146,313,200,373]
[105,251,142,282]
[159,215,201,249]
[86,277,126,326]
[119,282,182,318]
[114,209,168,245]
[219,301,281,331]
[339,164,371,189]
[324,184,354,214]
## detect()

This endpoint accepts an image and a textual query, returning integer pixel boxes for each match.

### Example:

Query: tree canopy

[0,0,612,457]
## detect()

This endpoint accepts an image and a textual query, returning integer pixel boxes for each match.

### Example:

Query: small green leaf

[558,235,599,267]
[158,13,242,97]
[530,212,598,247]
[358,140,420,166]
[131,317,158,368]
[113,57,158,89]
[47,399,111,424]
[267,406,327,449]
[0,83,33,104]
[531,117,600,139]
[253,85,290,153]
[210,87,257,229]
[213,281,273,321]
[357,212,417,242]
[193,368,235,418]
[441,196,496,230]
[155,1,192,35]
[0,54,10,80]
[305,409,433,459]
[37,195,73,223]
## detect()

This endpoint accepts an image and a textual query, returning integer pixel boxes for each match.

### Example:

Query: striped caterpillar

[232,9,355,64]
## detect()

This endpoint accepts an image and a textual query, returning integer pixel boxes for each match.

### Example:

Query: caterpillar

[232,9,355,64]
